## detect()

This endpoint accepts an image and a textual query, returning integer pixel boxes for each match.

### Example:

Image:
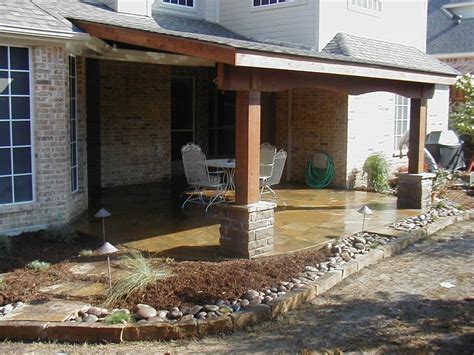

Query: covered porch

[74,182,418,260]
[65,8,458,258]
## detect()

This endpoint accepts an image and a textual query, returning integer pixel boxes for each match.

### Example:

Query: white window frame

[347,0,383,17]
[162,0,195,8]
[0,45,34,206]
[253,0,288,7]
[393,94,410,154]
[69,55,78,193]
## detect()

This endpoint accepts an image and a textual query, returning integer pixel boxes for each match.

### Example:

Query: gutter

[0,23,90,42]
[431,52,474,60]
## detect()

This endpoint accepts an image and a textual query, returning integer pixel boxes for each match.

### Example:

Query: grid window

[348,0,382,13]
[162,0,194,7]
[253,0,288,6]
[0,46,33,205]
[394,95,410,151]
[69,56,78,192]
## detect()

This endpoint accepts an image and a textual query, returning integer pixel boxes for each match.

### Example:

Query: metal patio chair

[260,149,287,205]
[259,142,277,195]
[181,143,225,213]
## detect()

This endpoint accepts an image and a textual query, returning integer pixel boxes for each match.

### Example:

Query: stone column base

[218,201,277,259]
[397,173,436,210]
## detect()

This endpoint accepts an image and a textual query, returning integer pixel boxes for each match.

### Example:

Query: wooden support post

[235,91,261,205]
[408,98,428,174]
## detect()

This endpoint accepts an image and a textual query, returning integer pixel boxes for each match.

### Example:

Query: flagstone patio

[74,182,419,260]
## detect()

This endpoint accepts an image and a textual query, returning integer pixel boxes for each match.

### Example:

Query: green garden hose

[306,153,334,189]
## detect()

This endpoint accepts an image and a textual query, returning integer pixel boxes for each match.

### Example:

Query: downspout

[286,89,293,182]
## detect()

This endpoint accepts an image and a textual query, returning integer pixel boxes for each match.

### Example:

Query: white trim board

[235,51,457,85]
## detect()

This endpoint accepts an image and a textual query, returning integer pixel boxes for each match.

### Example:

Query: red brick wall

[276,88,349,188]
[99,60,171,187]
[0,46,88,234]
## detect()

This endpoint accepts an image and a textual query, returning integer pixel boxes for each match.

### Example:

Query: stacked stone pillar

[397,173,435,210]
[218,201,276,258]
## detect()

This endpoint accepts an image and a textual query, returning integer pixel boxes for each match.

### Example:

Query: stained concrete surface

[74,183,419,259]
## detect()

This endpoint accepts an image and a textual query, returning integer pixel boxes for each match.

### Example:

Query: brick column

[397,173,435,210]
[219,201,276,258]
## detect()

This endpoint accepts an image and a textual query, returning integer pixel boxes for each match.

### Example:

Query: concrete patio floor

[74,182,419,260]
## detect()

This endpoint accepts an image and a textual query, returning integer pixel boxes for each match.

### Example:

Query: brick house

[0,0,458,256]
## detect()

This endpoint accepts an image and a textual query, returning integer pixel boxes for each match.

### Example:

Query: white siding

[318,0,428,51]
[218,0,318,46]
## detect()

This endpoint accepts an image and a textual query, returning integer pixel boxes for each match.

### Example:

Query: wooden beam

[235,91,261,205]
[73,20,236,65]
[408,98,428,174]
[84,46,215,67]
[217,64,436,99]
[235,50,457,86]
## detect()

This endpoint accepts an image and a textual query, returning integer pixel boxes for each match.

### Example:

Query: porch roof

[31,0,459,85]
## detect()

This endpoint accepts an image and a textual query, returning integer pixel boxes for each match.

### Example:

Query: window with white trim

[348,0,382,14]
[69,56,78,192]
[162,0,194,7]
[0,46,33,205]
[394,95,410,151]
[253,0,288,6]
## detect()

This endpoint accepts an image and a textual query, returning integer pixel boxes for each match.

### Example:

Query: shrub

[26,260,51,271]
[40,224,77,244]
[363,153,390,193]
[432,169,451,196]
[79,249,93,257]
[105,251,172,306]
[104,311,132,324]
[0,235,12,258]
[450,74,474,137]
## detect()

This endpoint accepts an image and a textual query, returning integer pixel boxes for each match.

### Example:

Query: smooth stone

[147,316,164,323]
[207,312,218,318]
[157,310,169,319]
[240,299,250,307]
[203,305,220,312]
[219,306,233,314]
[216,299,225,307]
[355,243,365,250]
[263,296,273,303]
[14,302,24,308]
[231,304,241,312]
[181,314,194,322]
[134,304,157,320]
[190,305,203,315]
[168,309,183,320]
[196,311,207,319]
[243,290,260,301]
[86,306,103,317]
[83,314,98,323]
[137,319,148,325]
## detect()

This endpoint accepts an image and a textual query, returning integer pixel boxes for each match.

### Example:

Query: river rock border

[0,210,472,343]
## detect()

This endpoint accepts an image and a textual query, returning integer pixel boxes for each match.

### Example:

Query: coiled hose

[306,153,334,189]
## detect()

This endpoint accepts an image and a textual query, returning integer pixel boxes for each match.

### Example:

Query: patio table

[205,158,235,196]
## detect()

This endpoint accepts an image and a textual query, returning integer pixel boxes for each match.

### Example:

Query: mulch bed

[0,236,331,310]
[1,185,471,311]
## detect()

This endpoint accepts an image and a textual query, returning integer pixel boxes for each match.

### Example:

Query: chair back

[181,143,210,186]
[260,143,277,178]
[266,149,287,186]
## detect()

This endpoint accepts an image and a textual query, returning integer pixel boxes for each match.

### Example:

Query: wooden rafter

[73,20,236,65]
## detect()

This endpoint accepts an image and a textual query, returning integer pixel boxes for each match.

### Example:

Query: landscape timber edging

[0,211,472,343]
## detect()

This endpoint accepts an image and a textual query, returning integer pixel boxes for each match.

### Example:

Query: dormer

[99,0,153,17]
[442,1,474,22]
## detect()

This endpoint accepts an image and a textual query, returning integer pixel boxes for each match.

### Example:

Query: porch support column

[398,98,434,210]
[218,90,276,258]
[235,91,261,205]
[408,98,427,174]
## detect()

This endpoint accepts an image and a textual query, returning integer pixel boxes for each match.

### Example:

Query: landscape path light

[94,208,111,244]
[96,242,118,291]
[357,205,373,233]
